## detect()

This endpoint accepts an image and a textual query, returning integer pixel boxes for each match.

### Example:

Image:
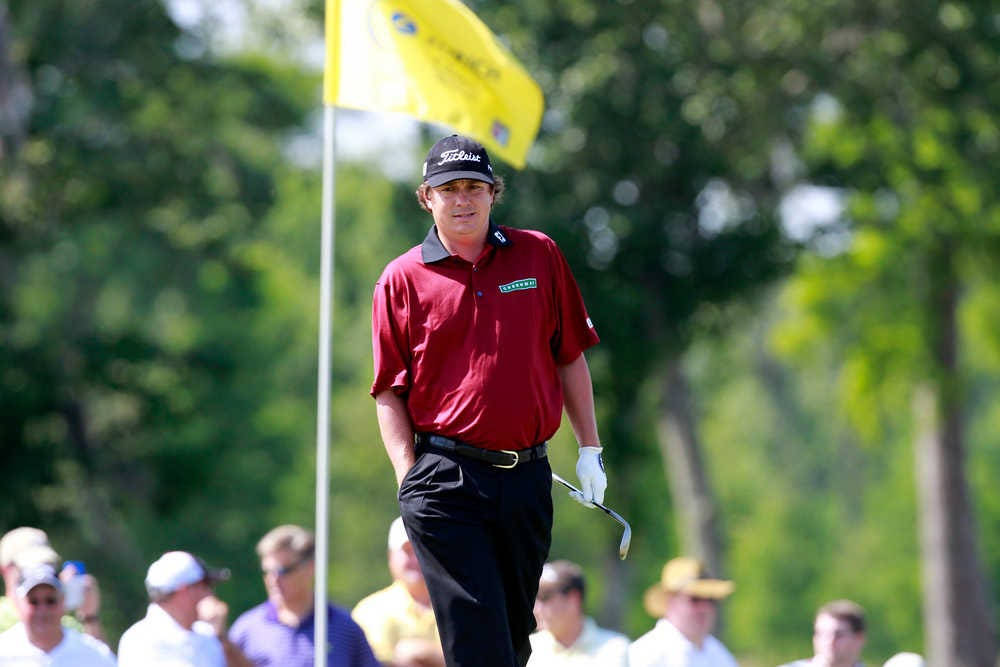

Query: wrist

[77,614,100,624]
[578,445,602,452]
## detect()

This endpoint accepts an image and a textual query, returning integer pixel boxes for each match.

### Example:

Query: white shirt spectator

[628,618,738,667]
[118,603,223,667]
[0,622,116,666]
[528,616,629,666]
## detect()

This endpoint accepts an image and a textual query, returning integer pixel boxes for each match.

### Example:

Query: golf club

[551,472,632,560]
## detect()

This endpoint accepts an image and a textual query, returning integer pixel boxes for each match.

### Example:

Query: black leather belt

[415,433,547,469]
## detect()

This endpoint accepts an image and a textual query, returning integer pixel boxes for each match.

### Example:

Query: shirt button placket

[473,264,483,297]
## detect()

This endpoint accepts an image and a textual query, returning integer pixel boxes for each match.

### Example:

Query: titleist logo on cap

[422,135,495,186]
[437,149,482,166]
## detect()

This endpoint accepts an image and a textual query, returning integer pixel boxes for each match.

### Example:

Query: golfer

[371,134,608,667]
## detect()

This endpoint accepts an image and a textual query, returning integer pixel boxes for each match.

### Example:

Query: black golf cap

[422,134,494,187]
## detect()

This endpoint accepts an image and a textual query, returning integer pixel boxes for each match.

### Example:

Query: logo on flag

[491,121,510,147]
[390,11,417,35]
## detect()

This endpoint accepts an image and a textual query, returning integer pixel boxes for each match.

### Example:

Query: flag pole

[314,102,336,667]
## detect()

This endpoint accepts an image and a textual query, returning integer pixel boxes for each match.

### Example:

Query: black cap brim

[205,567,231,583]
[425,170,495,187]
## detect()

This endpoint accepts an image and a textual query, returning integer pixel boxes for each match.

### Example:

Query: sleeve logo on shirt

[498,278,538,293]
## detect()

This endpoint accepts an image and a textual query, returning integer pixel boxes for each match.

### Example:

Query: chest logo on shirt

[498,278,537,293]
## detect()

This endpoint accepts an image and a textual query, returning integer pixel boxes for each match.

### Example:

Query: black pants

[398,447,553,667]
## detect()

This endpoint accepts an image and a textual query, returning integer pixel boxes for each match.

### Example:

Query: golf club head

[618,522,632,560]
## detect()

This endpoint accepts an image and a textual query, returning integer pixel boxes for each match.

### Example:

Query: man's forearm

[558,353,601,447]
[375,390,417,486]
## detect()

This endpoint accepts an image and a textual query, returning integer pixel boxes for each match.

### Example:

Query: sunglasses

[26,595,60,607]
[535,588,567,603]
[682,595,718,605]
[262,555,312,578]
[536,585,582,603]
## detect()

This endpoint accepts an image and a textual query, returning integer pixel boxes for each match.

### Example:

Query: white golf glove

[572,446,607,507]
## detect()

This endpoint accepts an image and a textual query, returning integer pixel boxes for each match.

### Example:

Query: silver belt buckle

[493,449,520,469]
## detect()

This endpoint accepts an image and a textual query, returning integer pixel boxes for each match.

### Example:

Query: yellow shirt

[352,581,440,662]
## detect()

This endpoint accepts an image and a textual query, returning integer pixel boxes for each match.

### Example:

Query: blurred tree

[695,294,924,663]
[776,1,1000,664]
[0,0,320,637]
[0,0,30,156]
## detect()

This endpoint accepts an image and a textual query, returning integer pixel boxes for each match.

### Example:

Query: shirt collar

[420,219,512,264]
[264,599,320,630]
[389,580,429,613]
[657,617,705,651]
[147,603,188,635]
[535,617,599,654]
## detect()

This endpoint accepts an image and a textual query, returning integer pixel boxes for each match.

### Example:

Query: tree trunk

[914,244,997,667]
[597,554,631,632]
[656,357,723,577]
[0,1,31,157]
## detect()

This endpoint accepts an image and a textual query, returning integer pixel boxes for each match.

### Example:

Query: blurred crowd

[0,523,925,667]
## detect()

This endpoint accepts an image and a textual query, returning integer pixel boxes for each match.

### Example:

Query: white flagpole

[314,103,336,667]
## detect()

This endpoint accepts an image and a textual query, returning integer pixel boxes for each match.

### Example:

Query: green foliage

[0,0,322,637]
[3,0,1000,662]
[688,298,927,663]
[768,0,1000,660]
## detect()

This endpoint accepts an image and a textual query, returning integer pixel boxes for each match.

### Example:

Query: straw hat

[643,557,734,617]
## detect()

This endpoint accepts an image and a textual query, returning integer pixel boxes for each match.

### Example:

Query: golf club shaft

[551,473,622,521]
[551,472,632,559]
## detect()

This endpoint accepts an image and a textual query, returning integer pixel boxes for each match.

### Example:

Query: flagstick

[314,103,336,667]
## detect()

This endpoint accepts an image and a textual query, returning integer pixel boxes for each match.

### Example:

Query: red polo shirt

[371,223,599,451]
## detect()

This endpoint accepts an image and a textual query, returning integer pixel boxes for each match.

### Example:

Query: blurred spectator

[228,524,378,667]
[778,599,866,667]
[882,653,923,667]
[1,528,48,571]
[527,560,629,666]
[1,527,52,630]
[0,563,115,665]
[118,550,236,667]
[352,517,443,667]
[0,527,105,640]
[628,557,737,667]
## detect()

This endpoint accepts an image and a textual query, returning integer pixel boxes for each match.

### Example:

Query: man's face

[532,586,580,636]
[177,579,213,610]
[19,584,64,635]
[665,593,719,646]
[424,179,494,248]
[812,612,865,666]
[261,548,313,611]
[388,542,423,588]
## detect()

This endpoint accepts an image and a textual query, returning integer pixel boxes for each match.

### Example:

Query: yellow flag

[325,0,543,168]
